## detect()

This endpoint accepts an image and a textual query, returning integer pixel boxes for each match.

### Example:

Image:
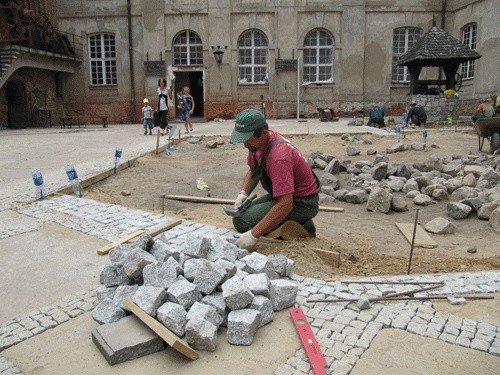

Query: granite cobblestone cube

[269,279,298,311]
[222,276,255,311]
[167,279,202,310]
[227,309,261,346]
[132,286,167,317]
[156,302,187,337]
[186,301,223,328]
[185,318,217,352]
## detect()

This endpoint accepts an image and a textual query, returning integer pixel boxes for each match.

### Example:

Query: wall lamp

[211,45,227,64]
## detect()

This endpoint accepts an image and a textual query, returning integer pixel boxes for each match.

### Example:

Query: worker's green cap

[229,109,267,144]
[479,98,489,103]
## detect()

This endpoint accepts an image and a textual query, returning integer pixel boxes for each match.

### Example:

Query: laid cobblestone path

[1,196,499,374]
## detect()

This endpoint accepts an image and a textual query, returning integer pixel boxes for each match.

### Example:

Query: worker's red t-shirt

[247,131,318,198]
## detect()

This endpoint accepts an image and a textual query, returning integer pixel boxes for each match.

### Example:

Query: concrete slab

[2,311,299,374]
[350,328,500,375]
[0,221,108,322]
[92,315,164,365]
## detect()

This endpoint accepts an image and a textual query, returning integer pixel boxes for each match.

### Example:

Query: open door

[173,71,204,119]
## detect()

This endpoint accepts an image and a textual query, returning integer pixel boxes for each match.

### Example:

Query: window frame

[172,30,204,66]
[88,33,117,86]
[391,27,422,83]
[237,29,269,85]
[460,23,477,80]
[302,29,334,84]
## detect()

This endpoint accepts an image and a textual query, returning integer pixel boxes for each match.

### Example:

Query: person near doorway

[229,109,319,250]
[405,101,427,127]
[142,98,153,135]
[156,77,173,136]
[180,86,195,133]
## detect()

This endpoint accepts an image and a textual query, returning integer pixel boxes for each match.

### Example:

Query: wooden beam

[97,219,182,255]
[123,298,199,360]
[309,247,340,268]
[97,230,144,256]
[164,194,344,212]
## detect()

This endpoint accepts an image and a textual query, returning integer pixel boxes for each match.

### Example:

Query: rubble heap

[309,142,500,232]
[92,232,298,351]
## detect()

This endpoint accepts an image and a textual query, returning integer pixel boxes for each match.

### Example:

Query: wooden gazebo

[396,26,482,95]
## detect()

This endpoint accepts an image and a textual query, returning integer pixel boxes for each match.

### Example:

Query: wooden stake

[309,247,340,268]
[407,209,419,275]
[156,129,161,154]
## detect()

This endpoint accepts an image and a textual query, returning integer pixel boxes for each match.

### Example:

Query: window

[460,23,477,79]
[88,34,117,85]
[238,30,268,84]
[303,30,334,84]
[173,31,203,66]
[392,27,422,82]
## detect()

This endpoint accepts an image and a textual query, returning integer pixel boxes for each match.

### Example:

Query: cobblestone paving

[1,197,499,374]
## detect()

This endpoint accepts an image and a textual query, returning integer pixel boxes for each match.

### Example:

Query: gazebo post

[443,63,460,90]
[409,65,422,95]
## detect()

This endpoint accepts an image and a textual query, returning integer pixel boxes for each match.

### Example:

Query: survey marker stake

[407,209,419,275]
[290,307,328,375]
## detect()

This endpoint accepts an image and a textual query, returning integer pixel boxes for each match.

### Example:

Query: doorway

[5,79,29,128]
[173,71,204,120]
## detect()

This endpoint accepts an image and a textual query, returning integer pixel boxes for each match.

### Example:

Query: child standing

[180,86,195,133]
[142,98,153,135]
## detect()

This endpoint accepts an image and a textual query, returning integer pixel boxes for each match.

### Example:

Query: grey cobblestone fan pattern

[275,271,500,375]
[2,197,499,374]
[13,195,169,242]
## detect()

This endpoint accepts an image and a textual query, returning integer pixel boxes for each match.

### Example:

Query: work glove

[234,190,248,208]
[235,230,258,250]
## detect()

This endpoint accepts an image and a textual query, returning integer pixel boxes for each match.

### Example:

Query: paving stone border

[2,197,499,375]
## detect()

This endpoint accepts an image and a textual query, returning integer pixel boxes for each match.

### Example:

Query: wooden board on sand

[97,219,182,255]
[123,298,199,360]
[395,222,438,248]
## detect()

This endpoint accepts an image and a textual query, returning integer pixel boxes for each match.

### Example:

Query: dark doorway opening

[173,71,204,120]
[5,79,29,128]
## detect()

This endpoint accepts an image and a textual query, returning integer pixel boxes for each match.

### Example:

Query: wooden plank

[309,247,340,268]
[123,298,199,360]
[97,230,144,255]
[146,219,182,237]
[164,194,344,212]
[97,220,182,256]
[395,222,438,248]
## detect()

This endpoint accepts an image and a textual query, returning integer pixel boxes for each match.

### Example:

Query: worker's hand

[234,190,248,208]
[235,230,258,250]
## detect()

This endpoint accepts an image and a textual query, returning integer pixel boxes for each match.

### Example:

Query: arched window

[88,33,117,85]
[392,27,422,82]
[238,30,269,84]
[460,23,477,79]
[303,29,334,84]
[173,30,203,66]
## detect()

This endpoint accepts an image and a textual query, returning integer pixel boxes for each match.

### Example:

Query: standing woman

[156,77,173,136]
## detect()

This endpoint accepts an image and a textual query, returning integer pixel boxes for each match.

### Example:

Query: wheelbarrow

[473,117,500,154]
[306,101,339,122]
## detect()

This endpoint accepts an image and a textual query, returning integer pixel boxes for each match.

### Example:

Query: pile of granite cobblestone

[309,139,500,232]
[92,231,298,351]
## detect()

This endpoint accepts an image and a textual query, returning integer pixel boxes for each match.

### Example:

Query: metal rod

[307,295,494,304]
[333,281,445,285]
[407,209,419,275]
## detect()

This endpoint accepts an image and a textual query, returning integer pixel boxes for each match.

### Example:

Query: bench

[60,109,86,128]
[473,117,500,153]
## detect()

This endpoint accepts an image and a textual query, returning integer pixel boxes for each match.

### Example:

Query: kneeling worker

[229,109,319,250]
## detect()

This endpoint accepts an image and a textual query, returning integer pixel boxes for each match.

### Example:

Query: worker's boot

[144,130,147,135]
[149,129,153,135]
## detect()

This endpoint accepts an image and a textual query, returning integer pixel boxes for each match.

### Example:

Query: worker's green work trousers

[232,192,319,233]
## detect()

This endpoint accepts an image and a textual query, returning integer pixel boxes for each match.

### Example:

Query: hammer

[222,192,257,217]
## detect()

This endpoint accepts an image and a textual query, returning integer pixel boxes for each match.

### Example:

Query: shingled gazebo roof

[397,26,482,67]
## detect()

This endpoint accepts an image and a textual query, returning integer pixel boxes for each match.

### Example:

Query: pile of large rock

[92,232,298,351]
[308,143,500,232]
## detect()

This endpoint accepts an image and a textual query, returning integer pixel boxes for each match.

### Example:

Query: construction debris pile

[92,231,298,353]
[308,142,500,232]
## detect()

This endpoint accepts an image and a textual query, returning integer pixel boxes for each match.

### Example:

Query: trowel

[222,192,257,217]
